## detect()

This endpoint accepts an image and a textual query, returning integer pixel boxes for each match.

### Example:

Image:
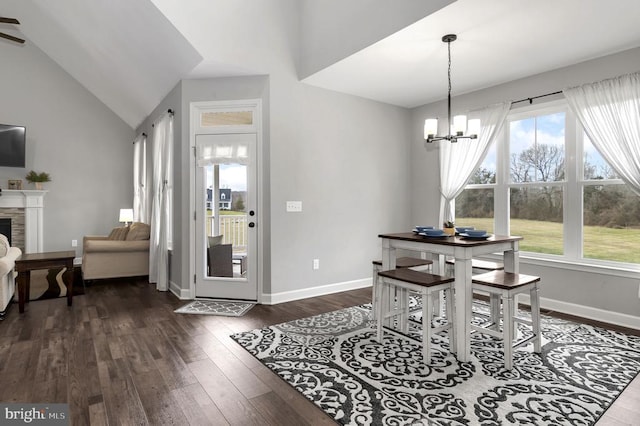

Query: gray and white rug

[231,302,640,425]
[175,299,255,316]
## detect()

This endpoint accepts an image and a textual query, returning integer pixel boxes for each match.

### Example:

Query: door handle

[249,222,255,228]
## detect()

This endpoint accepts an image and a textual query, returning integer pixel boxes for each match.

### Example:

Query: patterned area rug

[174,299,255,316]
[231,302,640,425]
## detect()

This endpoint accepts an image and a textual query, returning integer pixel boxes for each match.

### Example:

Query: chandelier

[424,34,479,143]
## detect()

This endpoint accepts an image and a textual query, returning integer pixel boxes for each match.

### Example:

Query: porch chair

[208,235,233,277]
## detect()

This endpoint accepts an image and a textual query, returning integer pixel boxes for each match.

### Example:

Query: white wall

[0,40,135,255]
[140,1,414,302]
[410,47,640,326]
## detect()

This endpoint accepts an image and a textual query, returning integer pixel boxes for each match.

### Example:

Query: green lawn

[455,217,640,263]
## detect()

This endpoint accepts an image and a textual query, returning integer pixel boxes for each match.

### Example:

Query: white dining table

[378,232,522,363]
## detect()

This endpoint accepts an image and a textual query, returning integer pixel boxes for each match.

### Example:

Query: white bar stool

[372,257,433,320]
[470,271,542,370]
[376,268,455,365]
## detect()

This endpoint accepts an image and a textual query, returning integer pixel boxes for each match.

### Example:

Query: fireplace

[0,189,46,253]
[0,218,11,245]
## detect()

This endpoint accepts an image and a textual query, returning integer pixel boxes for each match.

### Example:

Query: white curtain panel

[149,113,173,291]
[133,133,148,223]
[563,72,640,196]
[439,101,511,225]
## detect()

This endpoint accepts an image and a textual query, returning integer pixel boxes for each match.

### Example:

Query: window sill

[484,252,640,279]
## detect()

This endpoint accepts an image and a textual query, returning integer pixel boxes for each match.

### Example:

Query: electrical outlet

[286,201,302,212]
[313,259,320,270]
[71,239,77,247]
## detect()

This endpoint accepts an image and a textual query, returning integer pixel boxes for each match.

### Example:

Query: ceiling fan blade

[0,32,24,44]
[0,17,20,24]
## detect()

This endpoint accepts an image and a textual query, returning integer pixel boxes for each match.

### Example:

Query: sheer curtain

[149,113,173,291]
[563,72,640,196]
[133,133,148,223]
[439,101,511,224]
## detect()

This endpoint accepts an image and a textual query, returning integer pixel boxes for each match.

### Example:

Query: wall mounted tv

[0,124,26,168]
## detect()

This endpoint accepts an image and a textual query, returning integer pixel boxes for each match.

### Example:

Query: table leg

[17,271,28,313]
[65,264,74,307]
[503,243,519,274]
[381,240,396,327]
[454,250,473,362]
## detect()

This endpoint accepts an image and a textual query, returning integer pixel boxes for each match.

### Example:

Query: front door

[194,133,257,300]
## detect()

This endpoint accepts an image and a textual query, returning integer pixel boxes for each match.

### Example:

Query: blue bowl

[456,226,474,233]
[415,226,434,232]
[423,229,445,236]
[465,229,487,237]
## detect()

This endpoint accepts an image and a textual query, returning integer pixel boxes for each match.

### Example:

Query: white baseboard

[518,294,640,330]
[262,278,372,305]
[169,280,191,299]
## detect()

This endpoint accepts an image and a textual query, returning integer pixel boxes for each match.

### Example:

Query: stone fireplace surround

[0,190,46,253]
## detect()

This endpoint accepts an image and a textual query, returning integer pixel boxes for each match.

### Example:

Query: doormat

[174,299,255,316]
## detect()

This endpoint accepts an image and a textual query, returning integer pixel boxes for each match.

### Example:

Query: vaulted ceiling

[2,0,640,129]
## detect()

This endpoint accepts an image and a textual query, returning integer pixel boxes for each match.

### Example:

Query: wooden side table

[15,250,76,313]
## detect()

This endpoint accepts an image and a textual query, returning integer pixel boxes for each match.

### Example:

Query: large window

[456,101,640,266]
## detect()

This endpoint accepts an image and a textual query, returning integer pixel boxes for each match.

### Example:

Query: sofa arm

[0,258,12,277]
[84,239,150,253]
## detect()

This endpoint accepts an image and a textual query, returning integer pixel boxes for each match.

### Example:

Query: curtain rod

[512,90,563,105]
[152,109,174,127]
[132,132,147,144]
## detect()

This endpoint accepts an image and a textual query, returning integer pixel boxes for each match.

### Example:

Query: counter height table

[378,232,522,362]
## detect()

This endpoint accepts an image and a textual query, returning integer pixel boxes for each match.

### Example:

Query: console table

[15,250,75,313]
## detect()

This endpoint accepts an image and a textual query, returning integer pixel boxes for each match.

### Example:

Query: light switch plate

[286,201,302,212]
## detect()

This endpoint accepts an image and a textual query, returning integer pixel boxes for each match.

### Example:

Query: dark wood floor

[0,279,638,425]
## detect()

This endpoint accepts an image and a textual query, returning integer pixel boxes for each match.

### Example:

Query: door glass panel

[201,111,253,127]
[205,163,248,278]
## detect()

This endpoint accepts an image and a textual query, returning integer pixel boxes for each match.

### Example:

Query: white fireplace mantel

[0,189,47,253]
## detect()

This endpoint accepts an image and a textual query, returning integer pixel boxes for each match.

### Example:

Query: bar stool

[372,257,433,319]
[376,268,455,364]
[445,258,504,275]
[446,258,504,320]
[470,271,541,370]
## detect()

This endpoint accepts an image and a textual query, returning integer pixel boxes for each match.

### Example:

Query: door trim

[189,99,263,302]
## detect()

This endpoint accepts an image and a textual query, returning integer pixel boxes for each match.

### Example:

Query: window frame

[459,99,640,276]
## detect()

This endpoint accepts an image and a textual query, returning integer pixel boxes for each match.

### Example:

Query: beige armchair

[82,222,150,280]
[0,234,21,317]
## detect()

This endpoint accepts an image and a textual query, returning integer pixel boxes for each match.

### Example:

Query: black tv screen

[0,124,26,168]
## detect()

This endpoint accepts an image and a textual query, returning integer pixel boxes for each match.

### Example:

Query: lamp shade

[424,119,438,138]
[452,115,467,135]
[119,208,134,224]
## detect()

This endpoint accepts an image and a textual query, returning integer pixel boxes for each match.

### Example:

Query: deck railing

[207,214,247,252]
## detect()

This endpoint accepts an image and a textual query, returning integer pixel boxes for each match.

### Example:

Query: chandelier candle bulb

[424,119,438,139]
[453,115,467,135]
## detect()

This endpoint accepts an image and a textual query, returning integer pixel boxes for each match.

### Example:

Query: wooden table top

[378,232,523,247]
[15,250,76,264]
